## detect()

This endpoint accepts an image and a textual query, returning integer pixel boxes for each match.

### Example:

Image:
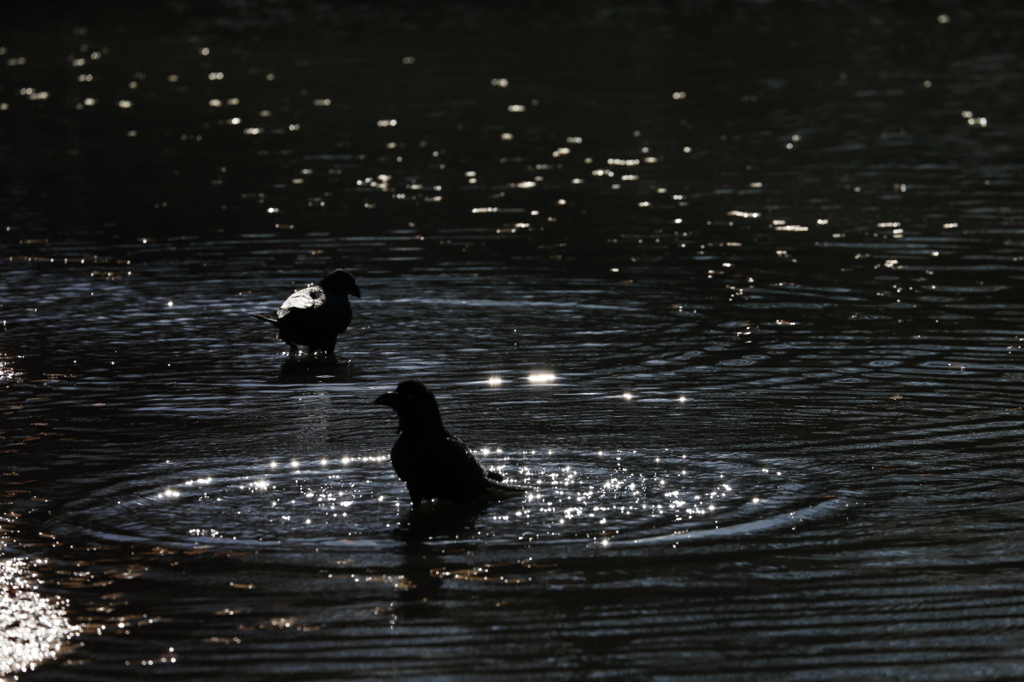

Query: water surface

[3,2,1024,679]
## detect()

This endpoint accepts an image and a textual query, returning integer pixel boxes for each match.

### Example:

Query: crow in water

[374,380,527,507]
[251,269,360,357]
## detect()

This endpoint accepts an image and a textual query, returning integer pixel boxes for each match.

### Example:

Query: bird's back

[279,286,351,327]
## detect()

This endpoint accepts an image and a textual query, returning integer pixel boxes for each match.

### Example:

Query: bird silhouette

[374,380,527,507]
[252,269,360,358]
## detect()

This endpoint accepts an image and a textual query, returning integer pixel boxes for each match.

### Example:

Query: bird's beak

[374,391,398,407]
[351,284,362,298]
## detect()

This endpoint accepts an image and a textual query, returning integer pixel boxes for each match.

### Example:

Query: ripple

[42,445,845,559]
[50,456,398,549]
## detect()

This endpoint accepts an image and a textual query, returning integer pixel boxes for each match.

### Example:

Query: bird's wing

[442,434,528,501]
[278,286,323,315]
[441,433,489,475]
[278,288,350,330]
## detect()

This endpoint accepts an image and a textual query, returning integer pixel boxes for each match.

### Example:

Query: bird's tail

[250,313,280,327]
[484,478,529,499]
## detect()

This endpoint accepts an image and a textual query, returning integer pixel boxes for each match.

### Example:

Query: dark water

[3,1,1024,679]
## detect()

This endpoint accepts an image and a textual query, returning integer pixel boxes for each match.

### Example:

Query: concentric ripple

[45,443,846,557]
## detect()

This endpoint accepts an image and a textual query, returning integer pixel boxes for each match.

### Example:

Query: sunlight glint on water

[0,558,81,677]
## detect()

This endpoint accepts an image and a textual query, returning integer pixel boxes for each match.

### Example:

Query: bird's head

[374,379,444,431]
[319,269,361,298]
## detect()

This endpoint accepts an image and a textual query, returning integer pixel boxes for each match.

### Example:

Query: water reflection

[395,505,483,545]
[276,356,355,382]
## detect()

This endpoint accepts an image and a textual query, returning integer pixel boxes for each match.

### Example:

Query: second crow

[374,380,527,507]
[252,269,360,358]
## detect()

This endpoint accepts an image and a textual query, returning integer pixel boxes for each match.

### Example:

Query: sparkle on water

[43,448,797,551]
[0,557,81,677]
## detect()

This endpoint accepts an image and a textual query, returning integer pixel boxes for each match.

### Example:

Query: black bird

[374,380,527,507]
[251,269,360,357]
